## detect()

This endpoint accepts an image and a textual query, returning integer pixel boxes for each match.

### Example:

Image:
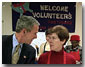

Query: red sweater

[38,49,76,64]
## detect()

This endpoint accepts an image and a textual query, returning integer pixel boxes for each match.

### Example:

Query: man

[64,35,82,64]
[2,15,40,64]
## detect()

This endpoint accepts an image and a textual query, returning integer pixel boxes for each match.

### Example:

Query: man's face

[48,33,65,52]
[24,25,39,44]
[71,41,79,47]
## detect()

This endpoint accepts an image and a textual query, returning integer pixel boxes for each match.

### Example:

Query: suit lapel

[17,44,28,64]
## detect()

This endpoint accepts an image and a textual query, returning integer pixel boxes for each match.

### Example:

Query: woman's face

[48,33,65,52]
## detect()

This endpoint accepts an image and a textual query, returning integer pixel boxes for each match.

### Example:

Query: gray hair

[16,15,40,33]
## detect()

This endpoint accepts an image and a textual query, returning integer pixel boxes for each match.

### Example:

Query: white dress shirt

[12,34,23,56]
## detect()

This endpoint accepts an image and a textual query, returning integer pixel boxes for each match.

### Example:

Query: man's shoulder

[23,44,36,52]
[2,35,13,46]
[2,35,13,41]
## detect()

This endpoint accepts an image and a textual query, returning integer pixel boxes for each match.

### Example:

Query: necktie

[12,44,21,64]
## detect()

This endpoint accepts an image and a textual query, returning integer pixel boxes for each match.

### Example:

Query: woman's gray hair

[16,15,40,33]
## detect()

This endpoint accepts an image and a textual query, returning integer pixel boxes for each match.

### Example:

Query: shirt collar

[13,34,19,48]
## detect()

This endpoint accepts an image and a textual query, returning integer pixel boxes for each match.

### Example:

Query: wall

[2,2,82,47]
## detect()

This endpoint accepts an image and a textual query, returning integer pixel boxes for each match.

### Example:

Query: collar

[13,34,19,48]
[13,34,23,49]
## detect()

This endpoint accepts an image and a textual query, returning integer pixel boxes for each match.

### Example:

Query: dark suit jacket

[2,35,36,64]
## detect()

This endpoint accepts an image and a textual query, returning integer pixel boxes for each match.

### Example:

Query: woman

[38,25,76,64]
[37,29,51,60]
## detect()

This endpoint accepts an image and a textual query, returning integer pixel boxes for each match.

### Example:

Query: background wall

[2,2,82,49]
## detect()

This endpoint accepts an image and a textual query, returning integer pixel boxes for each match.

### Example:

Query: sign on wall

[12,2,76,32]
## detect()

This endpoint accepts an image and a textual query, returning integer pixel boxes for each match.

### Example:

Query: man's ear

[22,28,27,34]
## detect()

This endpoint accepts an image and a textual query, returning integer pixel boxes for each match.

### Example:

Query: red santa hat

[70,35,80,41]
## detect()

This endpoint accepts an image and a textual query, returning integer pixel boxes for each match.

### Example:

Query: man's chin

[26,41,31,45]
